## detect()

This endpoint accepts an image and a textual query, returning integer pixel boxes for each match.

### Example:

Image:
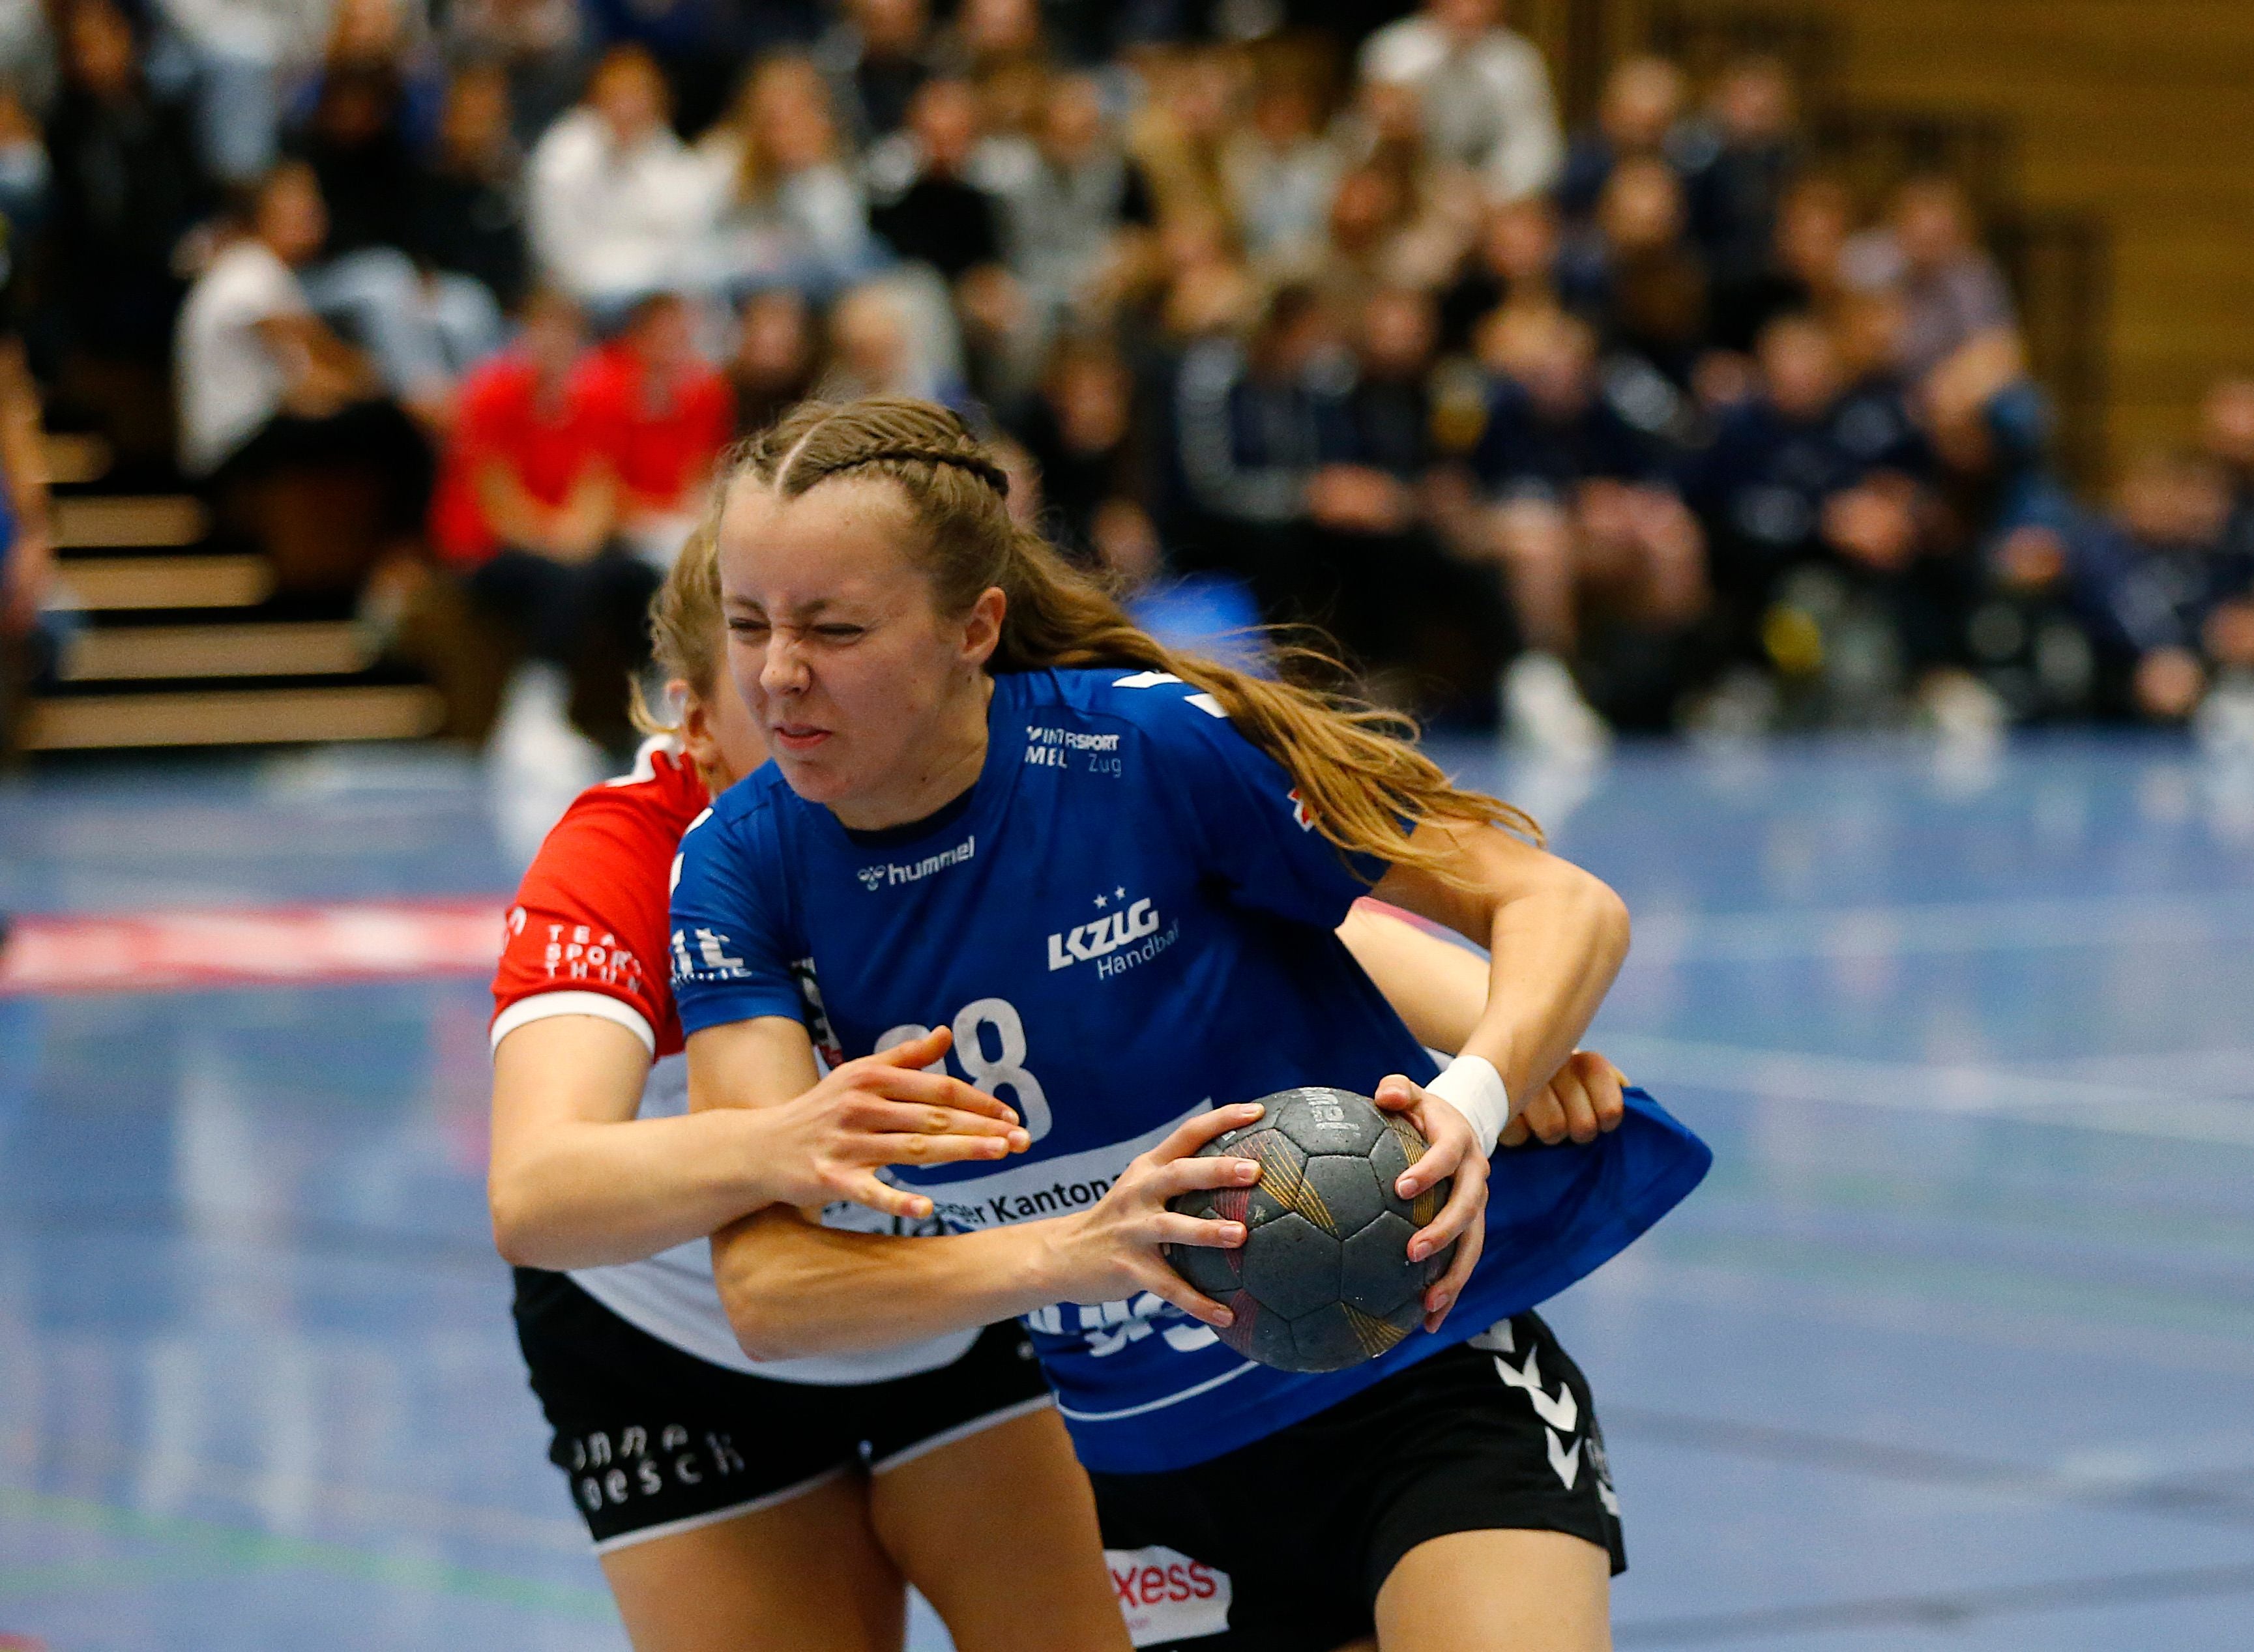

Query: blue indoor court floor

[3,733,2251,1651]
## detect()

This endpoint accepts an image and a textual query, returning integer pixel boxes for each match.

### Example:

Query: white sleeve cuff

[1423,1054,1513,1155]
[490,991,657,1056]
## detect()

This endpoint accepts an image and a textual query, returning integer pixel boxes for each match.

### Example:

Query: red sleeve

[491,770,695,1057]
[453,361,523,465]
[568,355,629,470]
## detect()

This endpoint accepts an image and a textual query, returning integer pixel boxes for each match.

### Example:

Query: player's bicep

[1370,819,1585,944]
[669,809,808,1027]
[687,1015,821,1114]
[490,1013,653,1166]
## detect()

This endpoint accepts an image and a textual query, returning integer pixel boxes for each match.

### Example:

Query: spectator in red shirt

[432,288,613,569]
[430,288,660,752]
[574,292,736,565]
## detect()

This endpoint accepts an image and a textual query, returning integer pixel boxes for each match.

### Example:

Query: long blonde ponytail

[726,397,1538,878]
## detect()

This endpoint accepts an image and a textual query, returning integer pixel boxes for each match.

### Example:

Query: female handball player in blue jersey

[671,398,1709,1651]
[490,520,1606,1651]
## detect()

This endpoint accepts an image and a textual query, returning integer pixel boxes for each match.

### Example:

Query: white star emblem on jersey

[1094,893,1107,908]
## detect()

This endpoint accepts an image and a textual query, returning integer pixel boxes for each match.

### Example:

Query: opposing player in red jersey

[488,522,1630,1651]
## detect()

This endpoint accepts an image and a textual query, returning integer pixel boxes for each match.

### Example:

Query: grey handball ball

[1164,1086,1455,1373]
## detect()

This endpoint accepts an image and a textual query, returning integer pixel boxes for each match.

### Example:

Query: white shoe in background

[2195,672,2254,761]
[1502,652,1612,761]
[487,662,606,869]
[1921,668,2009,750]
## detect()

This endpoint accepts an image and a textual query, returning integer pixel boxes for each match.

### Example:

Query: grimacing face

[716,474,1002,827]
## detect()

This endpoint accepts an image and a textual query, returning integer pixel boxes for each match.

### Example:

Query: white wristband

[1423,1054,1513,1155]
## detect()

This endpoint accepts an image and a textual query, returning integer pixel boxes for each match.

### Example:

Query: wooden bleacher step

[40,431,113,487]
[21,457,453,757]
[51,553,276,612]
[57,621,377,683]
[53,494,210,549]
[23,684,447,751]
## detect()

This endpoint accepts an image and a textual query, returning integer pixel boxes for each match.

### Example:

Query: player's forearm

[712,1207,1068,1361]
[490,1109,779,1270]
[1338,900,1486,1053]
[1469,860,1630,1110]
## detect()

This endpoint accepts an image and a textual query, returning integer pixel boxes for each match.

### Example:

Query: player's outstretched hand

[766,1027,1031,1220]
[1499,1051,1629,1148]
[1373,1074,1489,1335]
[1040,1102,1266,1329]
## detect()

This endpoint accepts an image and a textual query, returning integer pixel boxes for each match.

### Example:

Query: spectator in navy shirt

[1556,55,1686,227]
[1439,194,1562,356]
[1007,330,1145,563]
[46,0,215,462]
[1708,172,1852,356]
[1472,308,1705,735]
[1334,285,1516,715]
[817,0,934,147]
[2201,376,2254,588]
[1558,156,1707,387]
[2070,450,2254,721]
[1171,282,1362,626]
[1676,55,1802,287]
[1693,313,1914,591]
[867,77,1004,282]
[409,63,529,310]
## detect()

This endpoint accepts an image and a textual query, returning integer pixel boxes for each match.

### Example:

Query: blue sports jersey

[670,667,1710,1473]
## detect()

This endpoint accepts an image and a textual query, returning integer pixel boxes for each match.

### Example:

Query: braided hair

[718,396,1538,879]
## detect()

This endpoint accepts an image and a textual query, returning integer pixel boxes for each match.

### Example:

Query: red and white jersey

[490,740,980,1384]
[492,739,705,1061]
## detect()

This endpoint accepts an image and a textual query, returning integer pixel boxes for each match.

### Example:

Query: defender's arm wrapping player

[671,399,1710,1651]
[488,521,1593,1652]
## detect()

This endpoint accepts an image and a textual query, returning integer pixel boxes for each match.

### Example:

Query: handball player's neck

[828,672,995,834]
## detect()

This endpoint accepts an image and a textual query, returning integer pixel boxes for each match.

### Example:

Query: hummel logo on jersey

[856,833,976,891]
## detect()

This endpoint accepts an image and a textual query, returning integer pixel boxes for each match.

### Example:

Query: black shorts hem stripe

[589,1464,852,1555]
[512,1268,1053,1546]
[868,1392,1056,1475]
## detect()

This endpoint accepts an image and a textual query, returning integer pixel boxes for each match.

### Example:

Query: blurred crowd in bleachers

[1,0,2252,755]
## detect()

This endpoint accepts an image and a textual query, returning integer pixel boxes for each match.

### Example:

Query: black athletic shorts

[512,1268,1054,1551]
[1089,1311,1623,1651]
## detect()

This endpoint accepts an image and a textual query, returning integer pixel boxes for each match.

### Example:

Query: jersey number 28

[875,998,1053,1142]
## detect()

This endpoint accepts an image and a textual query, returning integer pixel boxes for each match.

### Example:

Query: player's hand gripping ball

[1164,1088,1455,1372]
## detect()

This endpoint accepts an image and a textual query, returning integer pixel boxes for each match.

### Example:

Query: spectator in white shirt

[692,53,877,301]
[1223,70,1341,270]
[1357,0,1562,204]
[176,162,431,536]
[526,44,708,313]
[980,73,1154,328]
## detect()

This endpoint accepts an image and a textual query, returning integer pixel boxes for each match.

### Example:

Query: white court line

[11,1436,589,1554]
[1624,891,2254,966]
[1602,1034,2254,1148]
